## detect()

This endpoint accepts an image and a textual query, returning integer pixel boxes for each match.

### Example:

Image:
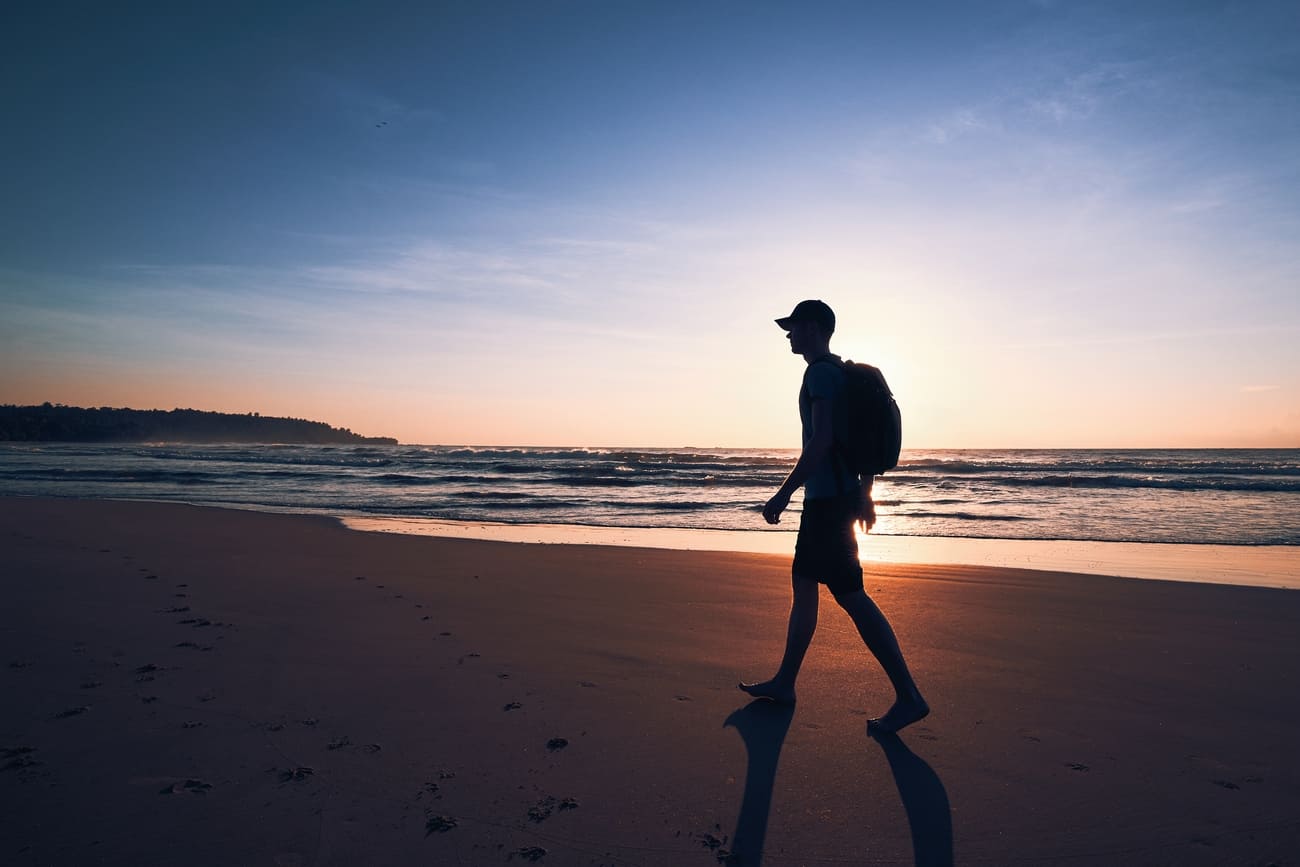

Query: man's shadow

[723,700,795,866]
[869,730,953,867]
[723,701,952,867]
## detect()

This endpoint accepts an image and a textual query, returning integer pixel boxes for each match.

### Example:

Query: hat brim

[775,317,794,330]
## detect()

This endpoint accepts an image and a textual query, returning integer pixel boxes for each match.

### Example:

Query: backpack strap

[805,355,857,496]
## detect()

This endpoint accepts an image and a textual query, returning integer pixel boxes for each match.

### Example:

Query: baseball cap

[775,299,835,333]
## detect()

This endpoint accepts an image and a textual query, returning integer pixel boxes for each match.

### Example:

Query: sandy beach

[3,496,1298,865]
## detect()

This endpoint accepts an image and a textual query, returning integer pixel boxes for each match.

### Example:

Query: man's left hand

[857,488,877,533]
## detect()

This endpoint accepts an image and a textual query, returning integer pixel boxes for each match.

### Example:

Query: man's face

[784,319,818,354]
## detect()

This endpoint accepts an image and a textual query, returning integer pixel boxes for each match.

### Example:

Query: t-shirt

[799,357,861,500]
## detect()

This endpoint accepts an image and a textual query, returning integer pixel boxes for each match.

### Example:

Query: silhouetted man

[741,299,929,734]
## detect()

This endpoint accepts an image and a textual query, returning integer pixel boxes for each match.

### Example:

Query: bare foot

[867,696,930,734]
[738,680,796,706]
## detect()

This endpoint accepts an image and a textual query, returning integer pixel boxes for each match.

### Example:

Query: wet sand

[2,497,1298,865]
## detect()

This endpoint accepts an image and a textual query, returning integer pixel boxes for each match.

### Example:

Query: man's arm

[763,398,833,524]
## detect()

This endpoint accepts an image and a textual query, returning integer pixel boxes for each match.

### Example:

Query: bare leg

[834,589,929,732]
[740,577,819,705]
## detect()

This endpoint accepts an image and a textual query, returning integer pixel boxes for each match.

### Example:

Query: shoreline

[3,494,1297,589]
[341,514,1300,590]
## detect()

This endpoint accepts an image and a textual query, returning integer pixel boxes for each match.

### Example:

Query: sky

[2,1,1298,448]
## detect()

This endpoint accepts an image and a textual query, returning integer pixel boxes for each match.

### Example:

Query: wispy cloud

[1024,62,1141,124]
[922,108,987,145]
[289,68,442,132]
[1241,384,1282,393]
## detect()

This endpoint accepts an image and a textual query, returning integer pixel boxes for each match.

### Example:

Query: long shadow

[869,731,953,867]
[722,700,796,866]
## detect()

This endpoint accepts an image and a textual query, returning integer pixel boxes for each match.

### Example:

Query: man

[740,299,929,735]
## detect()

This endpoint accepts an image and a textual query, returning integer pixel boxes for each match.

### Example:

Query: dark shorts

[793,493,864,597]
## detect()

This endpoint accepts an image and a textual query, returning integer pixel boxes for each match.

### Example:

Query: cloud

[290,68,442,131]
[1241,385,1282,393]
[922,108,987,145]
[1024,62,1140,124]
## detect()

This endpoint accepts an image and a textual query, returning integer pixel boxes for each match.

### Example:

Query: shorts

[793,493,864,597]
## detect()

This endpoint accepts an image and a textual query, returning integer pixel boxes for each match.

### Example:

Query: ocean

[1,444,1296,547]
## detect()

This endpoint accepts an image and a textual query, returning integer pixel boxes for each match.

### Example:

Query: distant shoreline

[0,404,397,445]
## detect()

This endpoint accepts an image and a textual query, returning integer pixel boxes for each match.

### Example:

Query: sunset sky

[2,1,1297,447]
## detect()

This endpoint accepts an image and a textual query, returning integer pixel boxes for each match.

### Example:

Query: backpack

[822,359,903,478]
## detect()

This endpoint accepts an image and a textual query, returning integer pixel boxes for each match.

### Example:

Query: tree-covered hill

[0,404,398,444]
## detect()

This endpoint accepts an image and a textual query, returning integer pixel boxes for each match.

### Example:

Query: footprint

[674,695,692,702]
[80,680,103,689]
[546,738,568,752]
[327,736,353,751]
[528,796,558,822]
[159,778,212,795]
[514,846,546,862]
[182,721,205,729]
[696,830,730,856]
[2,746,39,771]
[1065,762,1090,772]
[504,702,523,712]
[274,767,314,783]
[696,826,728,852]
[1211,779,1240,790]
[54,706,89,719]
[424,813,457,834]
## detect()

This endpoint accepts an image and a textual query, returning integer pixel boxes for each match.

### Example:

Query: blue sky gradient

[3,1,1297,445]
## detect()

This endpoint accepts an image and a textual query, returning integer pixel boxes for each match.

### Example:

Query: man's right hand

[763,491,790,525]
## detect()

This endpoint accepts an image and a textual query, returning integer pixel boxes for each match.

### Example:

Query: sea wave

[2,444,1296,546]
[884,473,1300,493]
